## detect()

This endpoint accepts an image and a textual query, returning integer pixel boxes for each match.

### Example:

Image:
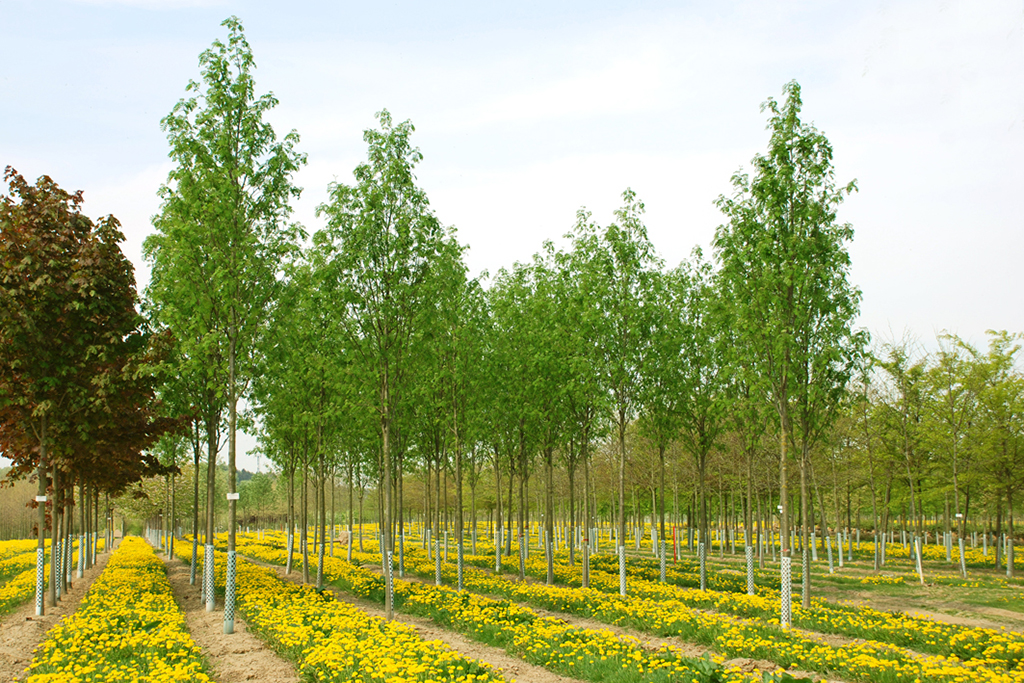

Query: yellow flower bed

[234,535,765,683]
[859,575,905,585]
[0,538,40,561]
[0,538,84,581]
[313,539,1018,683]
[0,549,44,580]
[427,555,1024,683]
[26,537,209,683]
[180,542,507,683]
[0,565,41,615]
[0,540,101,616]
[516,547,1024,671]
[239,530,1024,682]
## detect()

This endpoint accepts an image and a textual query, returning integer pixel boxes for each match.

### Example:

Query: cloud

[66,0,225,8]
[441,47,669,130]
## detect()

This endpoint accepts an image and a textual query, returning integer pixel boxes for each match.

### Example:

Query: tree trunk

[204,407,217,612]
[583,435,591,588]
[286,455,295,574]
[226,327,238,632]
[49,463,59,607]
[568,445,576,566]
[454,406,464,590]
[1008,488,1015,579]
[995,492,1003,570]
[493,449,502,557]
[800,440,811,608]
[545,446,554,585]
[779,412,790,557]
[302,442,309,584]
[347,451,354,561]
[317,447,326,590]
[380,369,394,620]
[470,462,477,556]
[35,415,48,617]
[517,420,527,581]
[659,444,666,554]
[331,466,336,558]
[506,452,514,557]
[191,426,201,584]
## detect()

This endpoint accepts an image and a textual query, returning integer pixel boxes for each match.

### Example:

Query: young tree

[316,110,445,620]
[147,16,305,633]
[563,214,612,588]
[714,81,863,617]
[672,252,732,590]
[487,262,541,582]
[525,246,571,586]
[429,235,483,589]
[639,267,683,582]
[580,190,660,597]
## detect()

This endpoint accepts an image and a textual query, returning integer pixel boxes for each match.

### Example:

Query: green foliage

[714,80,864,449]
[145,13,305,447]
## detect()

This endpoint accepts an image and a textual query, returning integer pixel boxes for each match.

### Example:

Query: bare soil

[161,553,300,683]
[814,586,1024,630]
[0,542,116,682]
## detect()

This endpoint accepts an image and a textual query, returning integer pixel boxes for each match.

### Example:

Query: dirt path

[0,543,116,682]
[253,558,587,683]
[161,554,299,683]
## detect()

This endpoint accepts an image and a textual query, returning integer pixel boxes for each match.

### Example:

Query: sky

[2,0,1022,471]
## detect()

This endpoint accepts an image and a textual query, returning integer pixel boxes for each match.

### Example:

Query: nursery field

[5,15,1022,683]
[1,525,1022,683]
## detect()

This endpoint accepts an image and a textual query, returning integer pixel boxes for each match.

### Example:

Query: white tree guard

[801,547,810,606]
[224,550,236,634]
[205,543,216,612]
[698,542,707,591]
[80,533,87,580]
[745,545,755,595]
[435,538,442,586]
[399,532,405,578]
[35,547,45,616]
[618,545,627,596]
[780,555,792,629]
[386,549,395,609]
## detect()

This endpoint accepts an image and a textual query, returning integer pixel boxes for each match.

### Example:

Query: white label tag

[35,496,47,503]
[226,492,240,500]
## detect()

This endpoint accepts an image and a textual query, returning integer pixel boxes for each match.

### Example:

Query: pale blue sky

[3,0,1022,470]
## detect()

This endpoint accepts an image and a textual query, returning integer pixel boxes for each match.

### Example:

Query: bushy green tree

[714,81,863,613]
[316,110,445,619]
[146,16,304,630]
